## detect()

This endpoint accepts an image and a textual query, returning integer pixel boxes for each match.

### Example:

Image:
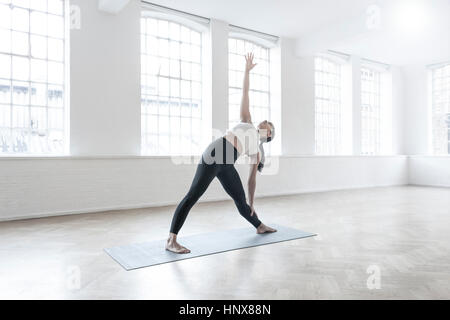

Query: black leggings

[170,137,262,234]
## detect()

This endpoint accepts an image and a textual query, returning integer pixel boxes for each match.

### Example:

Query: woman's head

[257,120,275,143]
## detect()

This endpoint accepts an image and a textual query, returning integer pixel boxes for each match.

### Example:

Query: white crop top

[227,122,260,156]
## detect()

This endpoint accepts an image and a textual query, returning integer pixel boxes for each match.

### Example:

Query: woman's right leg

[169,162,217,235]
[216,165,262,229]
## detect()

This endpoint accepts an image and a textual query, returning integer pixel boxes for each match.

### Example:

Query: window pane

[12,80,29,104]
[169,59,180,78]
[0,29,11,53]
[47,84,63,107]
[48,0,63,16]
[0,79,11,104]
[0,54,11,78]
[168,22,180,41]
[12,56,29,80]
[0,104,11,129]
[180,26,190,42]
[0,4,11,29]
[12,6,28,32]
[12,104,29,127]
[48,107,63,129]
[12,0,30,8]
[191,31,200,46]
[158,38,169,57]
[169,41,180,59]
[31,11,47,35]
[192,82,201,100]
[48,61,63,84]
[48,38,64,61]
[30,82,46,106]
[31,35,47,59]
[169,79,179,97]
[31,59,47,82]
[47,14,64,38]
[12,31,29,55]
[180,80,190,98]
[157,20,168,38]
[314,57,342,155]
[30,0,47,12]
[30,106,47,130]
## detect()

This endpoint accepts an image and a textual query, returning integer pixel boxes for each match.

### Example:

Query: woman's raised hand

[245,53,257,72]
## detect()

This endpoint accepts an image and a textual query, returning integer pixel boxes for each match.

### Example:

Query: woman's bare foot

[165,234,191,254]
[256,223,277,234]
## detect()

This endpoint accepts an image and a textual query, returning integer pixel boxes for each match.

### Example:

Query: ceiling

[149,0,450,65]
[149,0,379,37]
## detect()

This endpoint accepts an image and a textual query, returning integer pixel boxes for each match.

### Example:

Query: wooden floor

[0,186,449,300]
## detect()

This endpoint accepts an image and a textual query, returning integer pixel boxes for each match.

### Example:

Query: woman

[166,53,277,254]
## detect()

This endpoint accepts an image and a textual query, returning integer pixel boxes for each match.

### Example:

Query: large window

[228,38,271,129]
[314,56,343,155]
[0,0,67,155]
[361,67,382,155]
[141,15,203,155]
[431,63,450,155]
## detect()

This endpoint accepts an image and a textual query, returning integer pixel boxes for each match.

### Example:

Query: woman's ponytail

[257,125,275,172]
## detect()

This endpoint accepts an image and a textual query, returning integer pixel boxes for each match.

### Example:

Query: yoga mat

[104,224,316,270]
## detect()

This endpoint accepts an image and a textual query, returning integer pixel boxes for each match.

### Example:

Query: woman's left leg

[216,165,262,229]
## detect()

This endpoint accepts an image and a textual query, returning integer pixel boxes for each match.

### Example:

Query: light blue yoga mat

[104,224,316,270]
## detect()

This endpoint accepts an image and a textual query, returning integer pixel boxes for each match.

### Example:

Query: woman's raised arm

[240,53,257,123]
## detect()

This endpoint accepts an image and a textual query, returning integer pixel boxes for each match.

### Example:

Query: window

[361,67,382,155]
[228,38,271,129]
[314,56,343,155]
[431,63,450,155]
[140,15,203,155]
[0,0,67,155]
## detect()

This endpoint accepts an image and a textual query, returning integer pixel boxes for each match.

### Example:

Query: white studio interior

[0,0,449,301]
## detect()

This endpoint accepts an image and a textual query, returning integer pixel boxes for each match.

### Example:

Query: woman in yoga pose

[166,53,277,254]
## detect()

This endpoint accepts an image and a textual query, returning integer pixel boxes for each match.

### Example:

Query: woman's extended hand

[245,53,257,72]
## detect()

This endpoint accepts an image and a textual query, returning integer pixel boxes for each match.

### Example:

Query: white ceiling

[324,0,450,65]
[149,0,450,65]
[149,0,378,37]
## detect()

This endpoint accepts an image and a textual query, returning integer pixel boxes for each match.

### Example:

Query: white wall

[402,65,431,155]
[0,155,408,221]
[402,64,450,188]
[409,156,450,187]
[70,0,141,155]
[391,66,405,155]
[0,0,414,221]
[280,39,315,155]
[288,52,406,156]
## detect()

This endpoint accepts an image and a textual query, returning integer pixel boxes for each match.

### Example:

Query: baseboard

[407,183,450,189]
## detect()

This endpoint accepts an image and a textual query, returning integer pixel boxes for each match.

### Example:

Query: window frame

[140,10,206,156]
[0,0,69,156]
[314,55,344,156]
[430,62,450,155]
[360,66,382,155]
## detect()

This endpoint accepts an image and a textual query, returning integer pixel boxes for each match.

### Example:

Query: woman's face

[258,120,273,139]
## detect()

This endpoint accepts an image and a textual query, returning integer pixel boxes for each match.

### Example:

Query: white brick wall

[0,156,408,221]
